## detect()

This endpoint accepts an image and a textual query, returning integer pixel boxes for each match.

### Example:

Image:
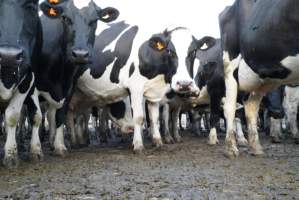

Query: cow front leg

[53,107,67,157]
[244,92,264,155]
[4,92,29,167]
[161,104,174,144]
[223,55,240,158]
[27,88,43,161]
[208,93,221,145]
[171,106,182,143]
[131,92,145,153]
[235,118,248,146]
[147,101,163,148]
[270,117,282,143]
[47,106,56,148]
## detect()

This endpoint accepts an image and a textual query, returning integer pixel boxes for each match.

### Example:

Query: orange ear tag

[49,8,58,16]
[48,0,59,4]
[156,41,165,50]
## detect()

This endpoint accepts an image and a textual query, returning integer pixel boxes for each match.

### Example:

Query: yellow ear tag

[156,41,165,50]
[48,0,59,4]
[49,8,58,16]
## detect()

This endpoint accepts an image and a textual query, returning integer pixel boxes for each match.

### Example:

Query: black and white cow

[219,0,299,158]
[67,20,215,153]
[0,0,53,167]
[36,0,119,156]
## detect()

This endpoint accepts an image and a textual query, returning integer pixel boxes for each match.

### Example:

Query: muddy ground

[0,132,298,200]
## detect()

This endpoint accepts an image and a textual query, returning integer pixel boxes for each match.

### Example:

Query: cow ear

[203,61,217,79]
[97,7,119,23]
[196,36,216,51]
[40,2,64,18]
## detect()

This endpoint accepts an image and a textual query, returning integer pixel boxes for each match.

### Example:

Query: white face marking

[200,43,209,50]
[73,0,91,9]
[170,29,198,93]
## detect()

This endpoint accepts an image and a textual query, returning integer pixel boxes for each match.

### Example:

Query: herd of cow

[0,0,298,168]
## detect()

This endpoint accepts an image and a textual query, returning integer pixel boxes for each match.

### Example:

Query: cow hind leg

[53,108,67,157]
[27,89,43,162]
[235,117,248,146]
[147,102,163,148]
[270,117,282,143]
[161,104,174,144]
[208,93,221,145]
[244,93,264,156]
[171,107,182,143]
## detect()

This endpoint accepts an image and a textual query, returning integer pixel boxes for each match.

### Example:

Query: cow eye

[24,2,38,12]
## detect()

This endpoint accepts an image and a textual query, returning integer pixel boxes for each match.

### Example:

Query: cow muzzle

[175,81,199,97]
[71,48,90,64]
[0,46,24,66]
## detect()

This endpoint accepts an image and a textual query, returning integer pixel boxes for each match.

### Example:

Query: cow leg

[27,89,43,161]
[66,110,78,148]
[235,118,248,146]
[130,91,145,153]
[3,91,28,167]
[47,106,56,148]
[53,108,67,156]
[147,102,163,148]
[285,101,299,144]
[208,93,221,145]
[76,114,88,147]
[223,54,240,158]
[270,117,282,143]
[162,104,174,144]
[244,93,264,155]
[171,106,182,143]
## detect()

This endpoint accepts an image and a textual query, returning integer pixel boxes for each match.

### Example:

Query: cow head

[139,30,178,84]
[167,29,215,97]
[40,0,119,65]
[0,0,42,100]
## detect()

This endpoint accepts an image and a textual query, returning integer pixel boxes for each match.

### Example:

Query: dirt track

[0,132,298,200]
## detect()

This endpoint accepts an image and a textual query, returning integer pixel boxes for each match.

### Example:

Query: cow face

[0,0,41,99]
[169,29,215,96]
[40,0,119,65]
[139,31,178,84]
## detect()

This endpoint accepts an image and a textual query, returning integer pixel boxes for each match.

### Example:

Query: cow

[36,0,119,156]
[219,0,299,158]
[66,93,134,147]
[66,19,217,153]
[261,86,285,143]
[0,0,61,167]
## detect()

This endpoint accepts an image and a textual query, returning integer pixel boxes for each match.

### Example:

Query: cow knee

[5,109,20,127]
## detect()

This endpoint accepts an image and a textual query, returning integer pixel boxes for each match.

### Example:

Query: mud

[0,132,298,200]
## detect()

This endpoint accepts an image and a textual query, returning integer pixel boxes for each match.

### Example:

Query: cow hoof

[174,136,182,143]
[249,147,264,156]
[133,145,144,154]
[224,141,239,159]
[153,138,163,148]
[271,136,281,144]
[164,135,175,144]
[30,152,44,162]
[3,155,19,168]
[237,138,248,147]
[53,146,68,157]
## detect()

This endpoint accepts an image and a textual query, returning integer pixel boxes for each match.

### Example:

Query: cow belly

[238,59,263,92]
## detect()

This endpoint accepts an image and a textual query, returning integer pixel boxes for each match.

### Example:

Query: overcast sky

[90,0,234,39]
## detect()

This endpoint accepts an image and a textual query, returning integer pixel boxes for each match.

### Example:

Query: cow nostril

[72,49,89,59]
